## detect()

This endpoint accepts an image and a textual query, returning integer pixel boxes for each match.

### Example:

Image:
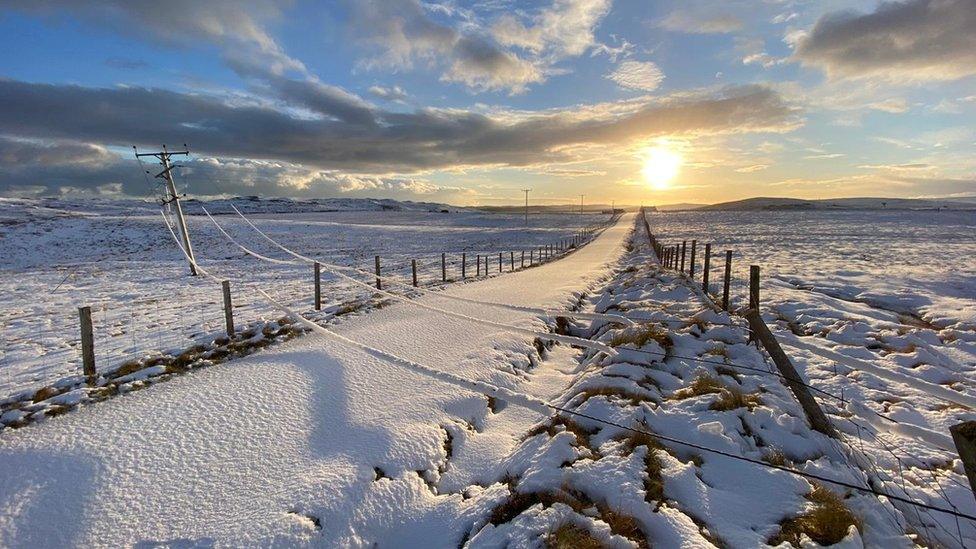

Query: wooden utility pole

[135,145,196,275]
[522,189,531,226]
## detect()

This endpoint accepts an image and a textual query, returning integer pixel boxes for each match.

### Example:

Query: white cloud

[491,0,612,58]
[657,11,743,34]
[606,61,665,92]
[367,85,408,102]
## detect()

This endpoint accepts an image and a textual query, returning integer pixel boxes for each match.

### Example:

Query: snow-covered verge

[0,196,608,398]
[464,220,950,548]
[1,210,971,547]
[0,213,632,547]
[645,210,976,547]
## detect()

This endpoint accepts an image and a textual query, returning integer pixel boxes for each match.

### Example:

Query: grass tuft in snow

[526,416,597,450]
[672,374,762,411]
[762,448,792,468]
[609,324,672,350]
[673,373,724,400]
[710,386,762,412]
[596,505,649,548]
[618,427,665,504]
[769,484,861,547]
[545,523,604,549]
[574,386,649,407]
[488,489,586,525]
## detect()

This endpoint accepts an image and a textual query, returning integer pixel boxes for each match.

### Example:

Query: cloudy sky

[0,0,974,205]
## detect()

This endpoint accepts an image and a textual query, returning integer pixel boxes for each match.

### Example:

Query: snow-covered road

[0,215,633,547]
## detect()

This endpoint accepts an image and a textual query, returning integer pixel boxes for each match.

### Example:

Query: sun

[641,145,682,190]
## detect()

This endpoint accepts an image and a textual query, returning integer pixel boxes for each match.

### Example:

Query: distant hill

[189,196,465,214]
[653,203,708,211]
[698,196,976,211]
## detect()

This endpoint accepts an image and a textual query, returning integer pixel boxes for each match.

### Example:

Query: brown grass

[762,448,791,468]
[710,386,762,412]
[526,416,597,450]
[31,386,60,403]
[618,429,665,504]
[769,485,861,547]
[673,374,724,400]
[597,506,648,548]
[574,386,648,407]
[610,324,672,350]
[545,523,605,549]
[489,489,586,525]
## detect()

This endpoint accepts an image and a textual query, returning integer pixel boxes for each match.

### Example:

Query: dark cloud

[0,78,799,188]
[795,0,976,80]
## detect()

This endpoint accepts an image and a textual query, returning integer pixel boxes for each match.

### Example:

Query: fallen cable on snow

[781,333,976,410]
[163,211,976,525]
[228,203,634,327]
[846,400,956,452]
[204,208,619,356]
[202,208,303,266]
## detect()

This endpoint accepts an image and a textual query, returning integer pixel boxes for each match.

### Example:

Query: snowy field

[0,197,608,399]
[2,211,973,547]
[647,208,976,545]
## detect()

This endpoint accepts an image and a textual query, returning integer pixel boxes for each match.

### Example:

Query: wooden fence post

[702,244,711,294]
[530,249,534,265]
[749,265,760,311]
[412,259,418,287]
[222,280,235,337]
[477,255,481,276]
[79,306,95,378]
[374,255,382,290]
[745,309,838,438]
[950,422,976,499]
[314,262,322,311]
[690,240,697,278]
[462,253,467,279]
[510,251,515,271]
[442,253,447,282]
[498,252,503,272]
[680,240,687,272]
[722,250,732,310]
[521,250,525,268]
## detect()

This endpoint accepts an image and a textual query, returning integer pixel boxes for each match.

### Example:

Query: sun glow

[641,145,682,190]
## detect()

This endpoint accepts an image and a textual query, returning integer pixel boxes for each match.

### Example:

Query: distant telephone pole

[522,188,531,226]
[135,144,197,276]
[579,194,585,222]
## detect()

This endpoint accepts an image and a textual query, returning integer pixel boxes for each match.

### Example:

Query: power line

[159,210,976,524]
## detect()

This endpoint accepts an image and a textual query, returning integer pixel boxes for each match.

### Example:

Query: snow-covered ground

[0,211,633,547]
[1,208,974,547]
[647,209,976,546]
[0,197,607,398]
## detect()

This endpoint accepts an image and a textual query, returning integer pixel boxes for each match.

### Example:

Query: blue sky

[0,0,973,205]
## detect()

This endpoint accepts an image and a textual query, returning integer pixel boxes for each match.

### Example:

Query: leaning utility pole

[135,144,197,275]
[522,189,531,226]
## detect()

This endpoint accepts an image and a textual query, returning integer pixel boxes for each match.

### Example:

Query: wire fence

[639,208,976,547]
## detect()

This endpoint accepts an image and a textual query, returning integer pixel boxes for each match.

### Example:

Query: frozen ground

[648,209,976,546]
[0,197,606,398]
[1,210,973,547]
[0,211,632,547]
